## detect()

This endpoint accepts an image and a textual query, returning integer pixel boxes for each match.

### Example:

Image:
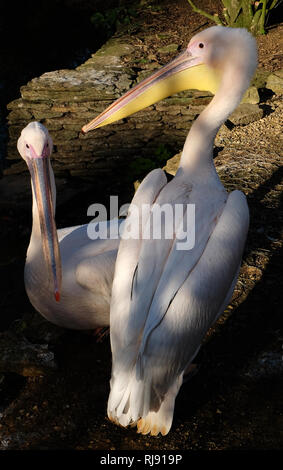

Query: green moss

[157,44,179,54]
[252,69,270,88]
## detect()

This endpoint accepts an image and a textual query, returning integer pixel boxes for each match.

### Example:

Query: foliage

[154,143,172,163]
[187,0,281,35]
[129,143,172,179]
[90,5,138,37]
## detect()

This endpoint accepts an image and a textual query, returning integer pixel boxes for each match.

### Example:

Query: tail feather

[108,368,143,425]
[139,374,183,435]
[107,364,183,436]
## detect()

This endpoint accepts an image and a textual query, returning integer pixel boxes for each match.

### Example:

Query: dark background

[0,0,137,163]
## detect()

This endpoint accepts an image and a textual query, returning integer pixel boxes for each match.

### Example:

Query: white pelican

[82,26,258,435]
[18,122,123,330]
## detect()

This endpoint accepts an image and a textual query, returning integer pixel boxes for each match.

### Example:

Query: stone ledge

[5,32,277,181]
[266,69,283,95]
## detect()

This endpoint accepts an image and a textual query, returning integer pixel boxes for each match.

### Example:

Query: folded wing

[108,189,249,434]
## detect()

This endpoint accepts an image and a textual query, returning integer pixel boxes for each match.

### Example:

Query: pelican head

[82,26,257,133]
[185,26,257,86]
[17,122,61,302]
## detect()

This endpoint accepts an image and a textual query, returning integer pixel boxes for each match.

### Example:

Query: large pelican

[18,122,123,330]
[82,26,258,435]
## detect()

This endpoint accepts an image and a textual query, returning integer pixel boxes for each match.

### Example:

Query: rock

[0,331,57,377]
[133,180,141,191]
[266,69,283,95]
[242,86,260,104]
[88,39,135,64]
[228,104,263,126]
[251,68,270,89]
[163,153,181,176]
[242,350,283,380]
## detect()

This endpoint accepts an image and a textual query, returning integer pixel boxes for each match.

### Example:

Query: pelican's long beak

[82,50,220,133]
[27,147,62,302]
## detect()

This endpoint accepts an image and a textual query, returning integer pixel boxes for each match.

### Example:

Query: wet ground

[0,0,282,452]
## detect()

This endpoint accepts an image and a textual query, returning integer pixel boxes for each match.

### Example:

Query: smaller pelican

[18,122,122,330]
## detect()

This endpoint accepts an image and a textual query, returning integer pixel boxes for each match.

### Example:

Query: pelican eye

[198,43,204,49]
[26,144,30,148]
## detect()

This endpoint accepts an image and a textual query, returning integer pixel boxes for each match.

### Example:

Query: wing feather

[108,168,168,416]
[140,190,249,397]
[109,189,249,434]
[129,178,227,369]
[110,168,168,350]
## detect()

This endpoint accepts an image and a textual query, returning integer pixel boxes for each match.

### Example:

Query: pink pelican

[82,26,257,436]
[18,122,122,330]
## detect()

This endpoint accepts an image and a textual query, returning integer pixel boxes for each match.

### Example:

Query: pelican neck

[179,60,251,171]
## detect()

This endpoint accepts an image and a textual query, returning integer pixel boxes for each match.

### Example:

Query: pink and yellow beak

[26,144,62,302]
[82,49,220,133]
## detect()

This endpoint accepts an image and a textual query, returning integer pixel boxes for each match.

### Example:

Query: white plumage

[18,122,122,330]
[99,27,257,435]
